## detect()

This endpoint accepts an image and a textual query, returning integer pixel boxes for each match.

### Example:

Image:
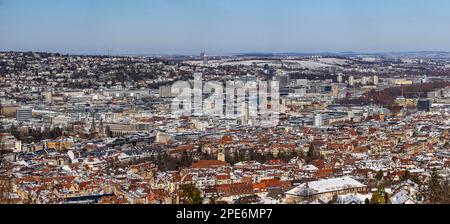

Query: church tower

[217,145,225,162]
[99,117,104,137]
[90,111,97,138]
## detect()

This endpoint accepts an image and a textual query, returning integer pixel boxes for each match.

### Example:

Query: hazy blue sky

[1,0,450,55]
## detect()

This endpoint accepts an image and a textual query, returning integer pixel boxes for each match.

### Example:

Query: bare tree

[0,133,14,204]
[0,172,14,204]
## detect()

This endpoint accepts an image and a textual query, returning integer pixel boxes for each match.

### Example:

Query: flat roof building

[16,107,32,122]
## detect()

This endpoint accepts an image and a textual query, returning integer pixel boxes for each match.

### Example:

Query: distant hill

[234,51,450,59]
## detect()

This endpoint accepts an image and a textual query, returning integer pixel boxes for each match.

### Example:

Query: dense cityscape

[1,51,449,204]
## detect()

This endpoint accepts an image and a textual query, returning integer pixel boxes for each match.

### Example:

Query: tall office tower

[200,52,208,65]
[373,75,379,86]
[276,75,290,96]
[16,107,32,121]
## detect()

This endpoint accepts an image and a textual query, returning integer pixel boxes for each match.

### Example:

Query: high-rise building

[200,52,208,65]
[16,107,32,121]
[277,74,289,85]
[276,75,290,96]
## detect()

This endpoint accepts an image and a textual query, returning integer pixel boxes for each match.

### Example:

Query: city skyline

[2,0,450,55]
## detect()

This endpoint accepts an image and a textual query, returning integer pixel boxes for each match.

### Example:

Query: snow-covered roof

[391,190,415,204]
[286,176,366,196]
[302,164,319,171]
[337,193,372,204]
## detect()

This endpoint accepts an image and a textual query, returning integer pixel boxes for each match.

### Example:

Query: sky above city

[1,0,450,55]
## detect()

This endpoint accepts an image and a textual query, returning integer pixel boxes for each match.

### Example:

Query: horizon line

[2,49,450,57]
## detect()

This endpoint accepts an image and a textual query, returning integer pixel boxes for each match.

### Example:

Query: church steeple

[217,144,225,162]
[99,117,104,136]
[90,110,96,136]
